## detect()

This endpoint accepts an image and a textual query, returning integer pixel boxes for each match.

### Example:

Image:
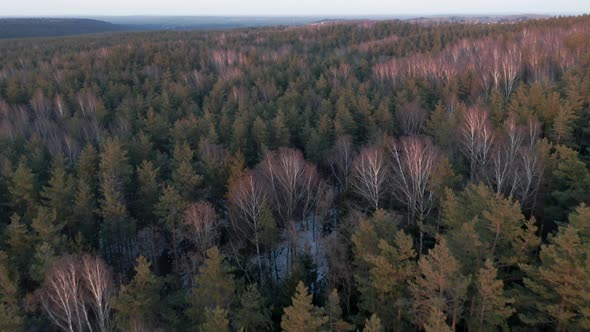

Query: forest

[0,14,590,331]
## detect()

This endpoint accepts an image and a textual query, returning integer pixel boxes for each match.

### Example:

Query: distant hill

[93,16,322,30]
[0,18,130,39]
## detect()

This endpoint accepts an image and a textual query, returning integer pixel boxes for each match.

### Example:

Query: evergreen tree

[470,260,514,330]
[29,242,56,284]
[352,210,414,326]
[545,145,590,224]
[281,281,328,332]
[41,152,74,227]
[270,110,290,150]
[362,314,383,332]
[31,206,63,247]
[188,247,235,324]
[410,237,470,330]
[8,158,36,220]
[171,142,202,201]
[71,179,97,243]
[550,97,577,145]
[99,174,135,273]
[5,214,33,282]
[234,284,272,332]
[200,306,229,332]
[441,184,540,276]
[113,256,163,331]
[77,144,99,192]
[326,289,353,332]
[99,137,132,190]
[252,116,269,154]
[423,308,453,332]
[155,185,187,270]
[520,205,590,331]
[0,252,23,331]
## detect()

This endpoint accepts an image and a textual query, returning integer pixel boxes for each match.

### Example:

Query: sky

[2,0,590,16]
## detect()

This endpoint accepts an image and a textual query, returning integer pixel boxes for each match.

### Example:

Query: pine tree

[99,137,132,189]
[8,158,36,220]
[441,184,540,275]
[410,237,470,330]
[5,214,32,281]
[334,100,355,138]
[271,110,290,150]
[188,247,235,324]
[520,205,590,331]
[72,179,97,243]
[471,260,514,330]
[0,252,23,331]
[136,160,160,225]
[281,281,328,332]
[113,256,162,331]
[362,314,382,332]
[41,152,74,227]
[423,308,453,332]
[252,116,268,154]
[545,145,590,224]
[200,306,229,332]
[326,289,353,332]
[171,142,202,201]
[77,144,99,192]
[155,185,187,270]
[365,232,416,327]
[29,242,56,284]
[425,101,456,151]
[352,210,414,326]
[234,284,272,332]
[550,96,577,145]
[568,204,590,240]
[99,173,134,273]
[99,138,131,225]
[31,206,63,247]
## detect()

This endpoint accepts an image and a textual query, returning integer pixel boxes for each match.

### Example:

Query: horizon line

[1,12,588,18]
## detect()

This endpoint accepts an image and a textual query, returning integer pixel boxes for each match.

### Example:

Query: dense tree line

[0,18,129,40]
[0,15,590,331]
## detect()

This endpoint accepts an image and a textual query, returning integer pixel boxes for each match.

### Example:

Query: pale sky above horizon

[2,0,590,16]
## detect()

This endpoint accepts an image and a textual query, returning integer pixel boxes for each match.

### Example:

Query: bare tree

[227,171,267,281]
[351,146,387,211]
[40,255,92,332]
[183,201,220,261]
[517,116,544,211]
[80,255,113,332]
[387,136,439,255]
[501,44,522,99]
[257,148,322,275]
[327,136,356,192]
[396,102,427,135]
[258,148,319,225]
[490,114,523,197]
[472,39,493,96]
[460,106,495,182]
